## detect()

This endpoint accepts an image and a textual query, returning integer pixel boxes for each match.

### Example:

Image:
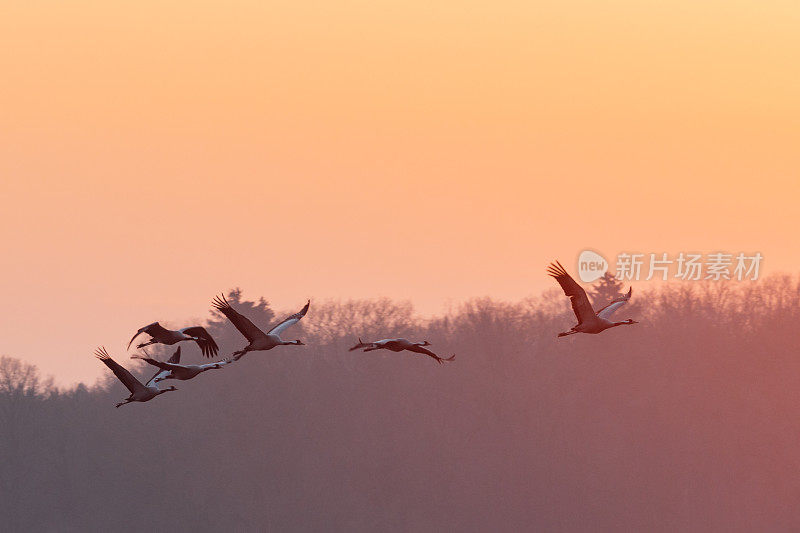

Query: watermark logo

[615,252,763,281]
[577,251,763,282]
[577,250,609,282]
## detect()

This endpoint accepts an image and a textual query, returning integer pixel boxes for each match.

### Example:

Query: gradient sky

[1,1,799,385]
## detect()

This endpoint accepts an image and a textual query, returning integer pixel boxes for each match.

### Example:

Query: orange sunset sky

[1,1,799,385]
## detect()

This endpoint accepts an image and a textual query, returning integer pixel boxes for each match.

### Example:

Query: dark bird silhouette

[142,345,184,386]
[132,346,233,383]
[94,347,177,408]
[349,338,455,364]
[547,260,637,337]
[127,322,219,358]
[212,294,309,360]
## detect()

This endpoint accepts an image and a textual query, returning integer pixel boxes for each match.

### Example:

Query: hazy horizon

[2,0,798,388]
[5,279,800,531]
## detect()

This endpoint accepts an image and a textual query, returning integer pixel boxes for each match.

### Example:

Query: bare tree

[0,355,51,398]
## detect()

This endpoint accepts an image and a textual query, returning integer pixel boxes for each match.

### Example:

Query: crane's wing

[197,357,236,370]
[383,339,407,349]
[407,344,456,364]
[145,368,170,387]
[143,347,181,386]
[547,261,596,324]
[131,354,186,372]
[168,347,182,364]
[146,370,169,387]
[348,337,376,351]
[268,300,310,336]
[211,294,268,342]
[95,347,144,394]
[127,322,170,349]
[181,326,220,358]
[595,287,633,320]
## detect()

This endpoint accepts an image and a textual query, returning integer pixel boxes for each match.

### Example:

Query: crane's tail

[442,354,456,362]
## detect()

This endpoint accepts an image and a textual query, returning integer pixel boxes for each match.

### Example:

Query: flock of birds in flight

[95,261,638,408]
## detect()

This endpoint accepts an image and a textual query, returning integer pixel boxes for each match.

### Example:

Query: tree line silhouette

[2,278,800,531]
